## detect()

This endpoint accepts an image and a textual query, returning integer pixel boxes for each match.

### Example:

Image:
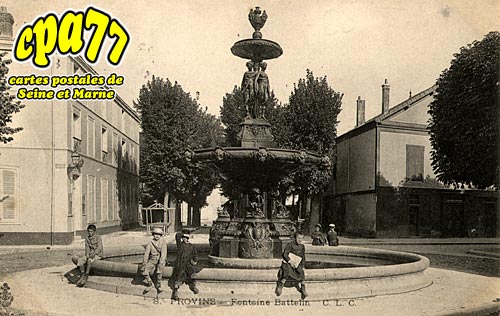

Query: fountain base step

[66,270,431,302]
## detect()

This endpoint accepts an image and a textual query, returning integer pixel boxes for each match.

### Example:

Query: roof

[365,85,437,124]
[337,85,437,142]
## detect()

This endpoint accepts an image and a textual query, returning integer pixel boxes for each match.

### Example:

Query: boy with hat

[76,224,103,287]
[327,224,339,246]
[175,229,190,249]
[310,223,326,246]
[169,233,201,300]
[142,227,167,292]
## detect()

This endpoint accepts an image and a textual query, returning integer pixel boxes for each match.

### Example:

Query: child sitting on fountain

[311,224,326,246]
[327,224,339,246]
[275,232,308,299]
[76,224,103,287]
[141,227,167,293]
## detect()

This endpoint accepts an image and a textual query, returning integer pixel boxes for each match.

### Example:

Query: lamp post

[68,152,84,181]
[68,152,84,237]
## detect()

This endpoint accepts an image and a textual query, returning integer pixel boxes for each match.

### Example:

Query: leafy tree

[281,69,342,156]
[135,76,222,211]
[0,52,24,143]
[219,70,342,197]
[279,69,342,195]
[429,31,499,189]
[219,86,246,147]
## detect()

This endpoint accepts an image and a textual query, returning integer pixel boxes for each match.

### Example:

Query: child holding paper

[275,232,308,299]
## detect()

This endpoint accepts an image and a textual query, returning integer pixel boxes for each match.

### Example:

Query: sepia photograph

[0,1,499,315]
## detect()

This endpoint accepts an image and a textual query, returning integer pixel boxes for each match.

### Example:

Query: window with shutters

[87,175,96,222]
[101,178,108,222]
[406,145,424,182]
[112,180,118,221]
[112,133,118,166]
[88,117,95,158]
[0,168,18,223]
[101,126,108,162]
[121,139,127,169]
[72,110,81,152]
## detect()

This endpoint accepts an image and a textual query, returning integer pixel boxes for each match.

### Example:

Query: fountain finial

[248,7,268,39]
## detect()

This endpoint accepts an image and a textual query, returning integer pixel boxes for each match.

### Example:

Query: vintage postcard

[0,1,499,315]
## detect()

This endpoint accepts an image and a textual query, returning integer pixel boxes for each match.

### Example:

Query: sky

[3,0,499,135]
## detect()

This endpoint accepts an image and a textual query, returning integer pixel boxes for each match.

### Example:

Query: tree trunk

[192,206,201,227]
[187,204,192,226]
[307,195,321,233]
[174,200,183,232]
[302,195,312,234]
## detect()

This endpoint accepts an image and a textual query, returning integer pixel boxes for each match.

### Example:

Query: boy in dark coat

[327,224,339,246]
[275,232,308,299]
[310,224,326,246]
[169,234,202,300]
[76,224,103,287]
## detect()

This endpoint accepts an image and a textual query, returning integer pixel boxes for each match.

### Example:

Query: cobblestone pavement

[0,248,76,278]
[361,244,500,277]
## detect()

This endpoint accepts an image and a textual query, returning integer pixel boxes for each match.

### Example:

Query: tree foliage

[279,69,342,156]
[278,69,342,195]
[219,69,342,196]
[135,76,223,207]
[219,86,246,147]
[0,52,24,143]
[429,31,500,188]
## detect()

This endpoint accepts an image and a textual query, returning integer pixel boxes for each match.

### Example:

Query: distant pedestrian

[76,224,103,287]
[275,232,308,299]
[311,224,326,246]
[141,227,167,293]
[169,233,202,300]
[327,224,339,246]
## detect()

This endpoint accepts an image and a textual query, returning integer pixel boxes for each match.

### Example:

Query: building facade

[0,7,140,244]
[324,81,497,238]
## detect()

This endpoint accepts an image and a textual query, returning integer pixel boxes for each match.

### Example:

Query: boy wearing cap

[169,233,201,300]
[76,224,103,287]
[310,224,326,246]
[142,227,167,292]
[327,224,339,246]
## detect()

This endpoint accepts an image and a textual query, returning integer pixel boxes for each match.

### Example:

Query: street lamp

[68,152,84,181]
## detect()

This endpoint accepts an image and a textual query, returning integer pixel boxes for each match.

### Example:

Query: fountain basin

[71,244,431,299]
[231,38,283,61]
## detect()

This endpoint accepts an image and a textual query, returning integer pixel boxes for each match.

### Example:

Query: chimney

[356,96,365,127]
[382,79,390,113]
[0,7,14,38]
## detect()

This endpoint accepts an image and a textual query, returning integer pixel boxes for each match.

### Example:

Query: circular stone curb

[466,249,500,259]
[71,245,431,299]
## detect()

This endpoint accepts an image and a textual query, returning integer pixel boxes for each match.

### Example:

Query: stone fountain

[193,7,329,265]
[71,8,431,300]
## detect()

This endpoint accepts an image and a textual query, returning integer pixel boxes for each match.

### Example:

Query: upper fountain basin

[231,38,283,62]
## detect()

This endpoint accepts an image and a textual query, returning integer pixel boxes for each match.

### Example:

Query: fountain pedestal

[209,214,295,261]
[239,118,275,148]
